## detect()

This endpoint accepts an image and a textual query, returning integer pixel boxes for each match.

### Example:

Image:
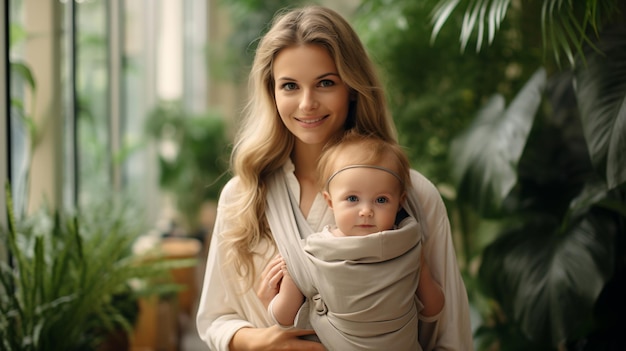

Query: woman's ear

[349,90,357,101]
[323,191,334,209]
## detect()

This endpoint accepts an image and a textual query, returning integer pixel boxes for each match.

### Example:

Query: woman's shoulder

[217,169,285,207]
[216,176,240,205]
[406,169,449,234]
[408,169,440,199]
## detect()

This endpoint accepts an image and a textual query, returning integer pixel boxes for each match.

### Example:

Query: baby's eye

[376,197,389,204]
[319,79,335,88]
[347,195,358,202]
[282,82,298,91]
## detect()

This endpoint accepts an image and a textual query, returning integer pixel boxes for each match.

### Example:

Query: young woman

[196,5,473,351]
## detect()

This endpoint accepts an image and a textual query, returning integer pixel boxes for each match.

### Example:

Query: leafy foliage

[480,210,616,345]
[355,0,537,184]
[574,23,626,189]
[450,68,546,216]
[447,26,626,350]
[430,0,623,66]
[431,0,512,52]
[145,101,231,234]
[0,184,196,351]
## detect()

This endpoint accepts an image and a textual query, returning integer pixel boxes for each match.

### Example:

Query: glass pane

[8,0,30,217]
[75,0,110,206]
[1,0,10,236]
[122,0,161,223]
[60,0,76,211]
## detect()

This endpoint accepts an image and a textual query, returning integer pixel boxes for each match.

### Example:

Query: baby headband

[325,164,404,191]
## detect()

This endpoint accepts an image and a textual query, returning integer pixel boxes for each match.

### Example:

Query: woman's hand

[257,255,286,308]
[230,326,326,351]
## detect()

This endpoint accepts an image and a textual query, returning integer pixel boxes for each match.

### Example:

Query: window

[2,0,213,230]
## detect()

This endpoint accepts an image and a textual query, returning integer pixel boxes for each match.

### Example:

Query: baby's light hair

[317,130,411,193]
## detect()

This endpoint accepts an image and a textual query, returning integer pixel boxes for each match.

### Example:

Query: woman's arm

[408,170,474,350]
[195,181,255,349]
[196,179,324,351]
[229,326,325,351]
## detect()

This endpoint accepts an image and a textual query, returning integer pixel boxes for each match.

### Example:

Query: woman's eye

[347,195,358,202]
[376,197,389,204]
[282,82,298,91]
[319,79,335,88]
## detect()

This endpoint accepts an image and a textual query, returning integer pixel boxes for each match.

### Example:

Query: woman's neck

[291,142,323,179]
[291,142,324,217]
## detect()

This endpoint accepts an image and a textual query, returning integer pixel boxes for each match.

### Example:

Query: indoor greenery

[354,0,535,185]
[353,0,625,349]
[433,1,626,350]
[0,184,195,351]
[145,101,231,237]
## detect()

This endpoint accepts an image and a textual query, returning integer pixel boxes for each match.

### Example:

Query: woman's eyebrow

[276,72,339,81]
[316,72,340,79]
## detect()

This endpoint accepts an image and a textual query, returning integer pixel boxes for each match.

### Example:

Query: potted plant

[0,184,195,351]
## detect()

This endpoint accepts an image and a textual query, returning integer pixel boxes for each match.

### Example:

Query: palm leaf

[430,0,511,51]
[450,68,546,216]
[431,0,621,64]
[479,209,615,345]
[574,24,626,190]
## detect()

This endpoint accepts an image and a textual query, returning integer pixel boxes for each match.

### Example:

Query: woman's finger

[270,326,327,351]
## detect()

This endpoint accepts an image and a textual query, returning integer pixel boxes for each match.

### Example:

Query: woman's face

[273,44,351,148]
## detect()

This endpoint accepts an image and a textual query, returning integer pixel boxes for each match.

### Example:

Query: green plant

[145,101,231,236]
[0,183,196,351]
[430,0,622,66]
[355,0,535,185]
[447,22,626,351]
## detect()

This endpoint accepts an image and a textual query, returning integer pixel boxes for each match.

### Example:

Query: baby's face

[324,166,403,237]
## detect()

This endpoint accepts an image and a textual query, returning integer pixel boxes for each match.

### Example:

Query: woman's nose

[299,89,319,111]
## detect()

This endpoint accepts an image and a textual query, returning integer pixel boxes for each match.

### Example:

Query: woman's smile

[295,115,329,126]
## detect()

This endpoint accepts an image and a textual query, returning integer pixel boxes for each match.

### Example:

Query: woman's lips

[295,115,328,127]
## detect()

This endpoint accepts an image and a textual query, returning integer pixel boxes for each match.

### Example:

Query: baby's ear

[323,191,334,209]
[399,192,407,211]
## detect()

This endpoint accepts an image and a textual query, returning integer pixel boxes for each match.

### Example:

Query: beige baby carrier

[266,172,425,351]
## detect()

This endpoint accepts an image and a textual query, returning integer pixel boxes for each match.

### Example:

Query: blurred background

[1,0,624,350]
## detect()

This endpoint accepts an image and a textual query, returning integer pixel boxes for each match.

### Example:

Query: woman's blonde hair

[222,5,398,289]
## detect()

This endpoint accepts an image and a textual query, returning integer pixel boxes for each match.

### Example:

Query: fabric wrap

[266,171,424,351]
